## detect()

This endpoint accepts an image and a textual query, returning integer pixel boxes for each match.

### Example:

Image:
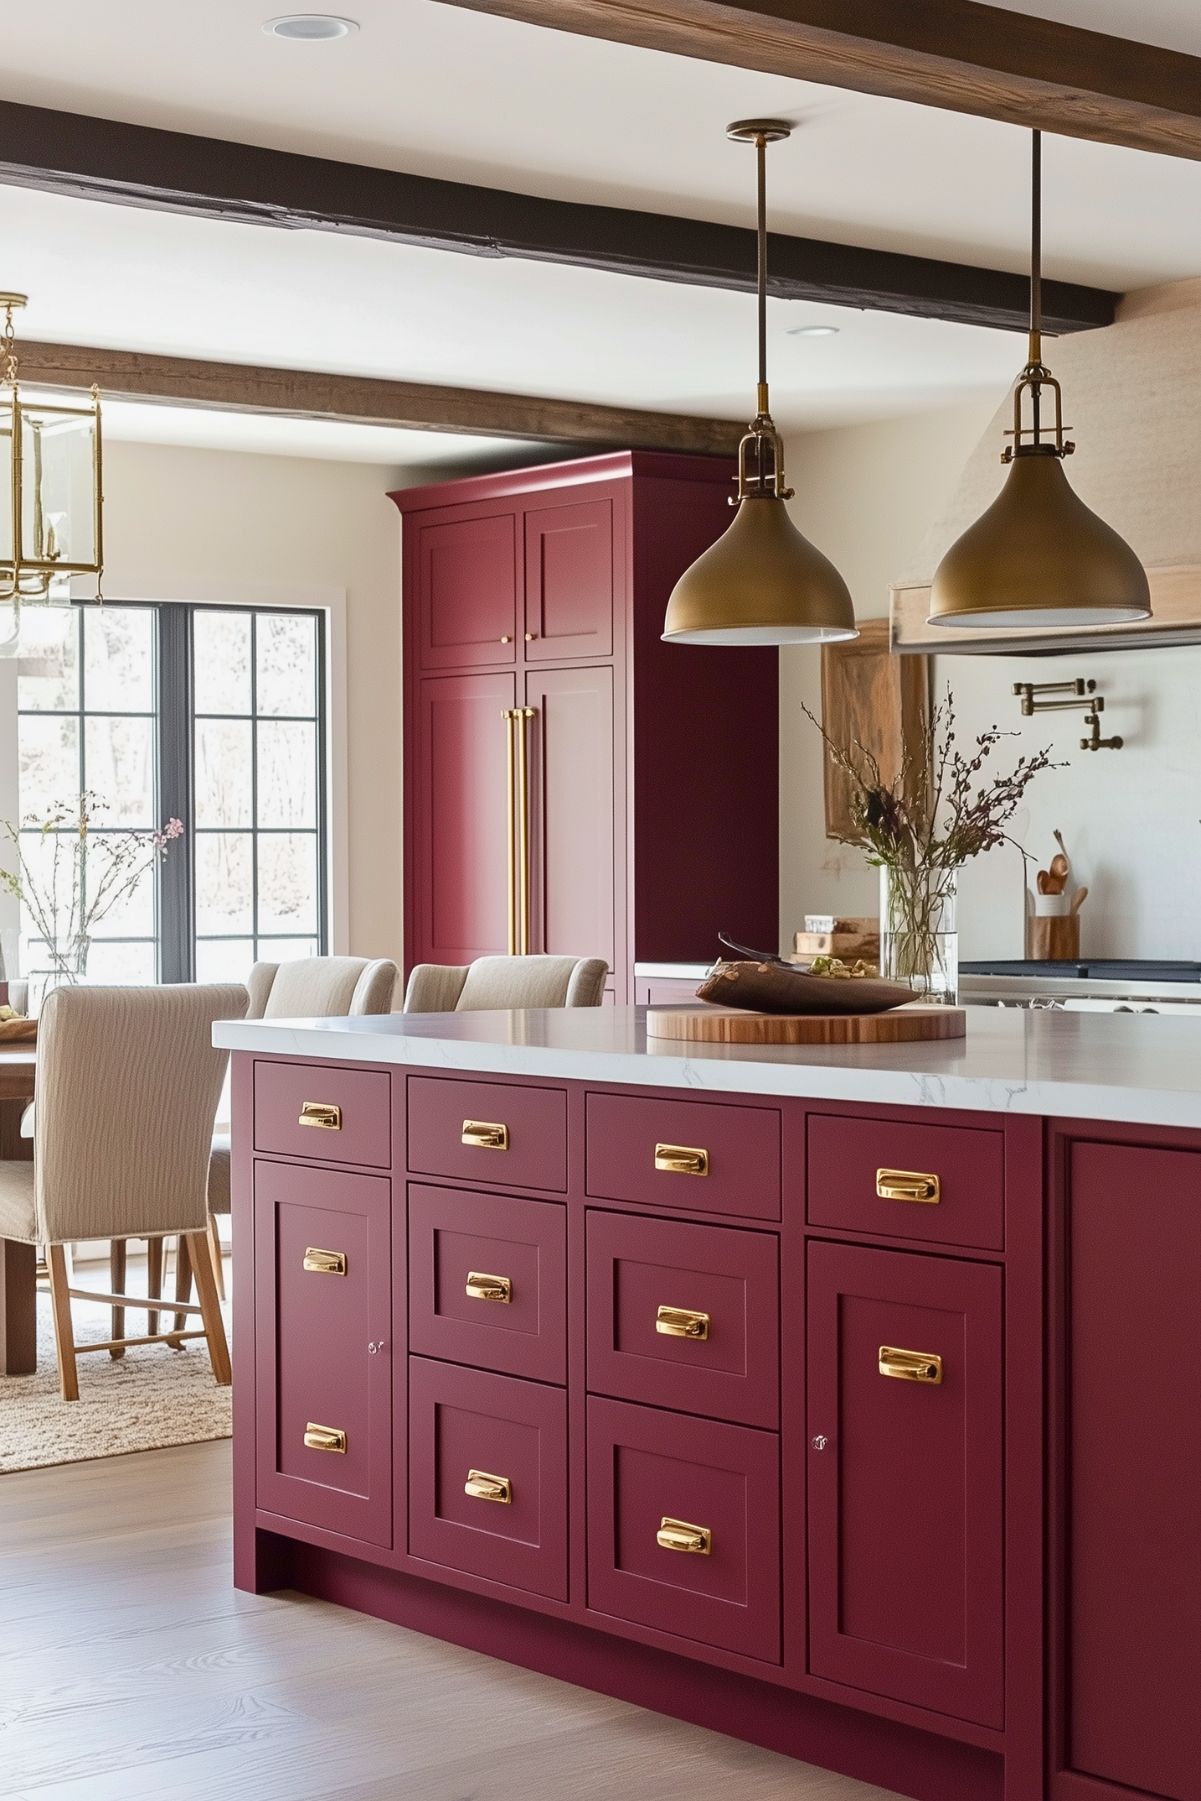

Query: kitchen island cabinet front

[219,1009,1201,1801]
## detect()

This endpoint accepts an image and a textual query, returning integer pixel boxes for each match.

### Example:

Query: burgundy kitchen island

[214,1005,1201,1801]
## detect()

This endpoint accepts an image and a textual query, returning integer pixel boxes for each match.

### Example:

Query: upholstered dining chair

[0,982,246,1401]
[402,955,609,1013]
[198,956,399,1315]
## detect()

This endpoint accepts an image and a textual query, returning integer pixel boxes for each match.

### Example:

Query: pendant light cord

[1029,129,1042,364]
[756,130,769,417]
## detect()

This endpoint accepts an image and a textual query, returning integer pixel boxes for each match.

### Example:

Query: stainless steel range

[960,960,1201,1014]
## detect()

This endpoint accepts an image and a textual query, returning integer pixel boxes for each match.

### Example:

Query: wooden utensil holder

[1029,913,1080,962]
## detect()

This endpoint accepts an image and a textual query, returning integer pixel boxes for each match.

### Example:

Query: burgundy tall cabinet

[391,452,779,998]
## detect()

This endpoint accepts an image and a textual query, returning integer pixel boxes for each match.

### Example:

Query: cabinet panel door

[525,665,616,972]
[1057,1142,1201,1801]
[254,1159,392,1547]
[415,509,517,670]
[808,1241,1003,1727]
[414,672,515,967]
[523,497,614,661]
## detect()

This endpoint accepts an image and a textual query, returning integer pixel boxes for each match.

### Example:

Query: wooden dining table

[0,1044,37,1375]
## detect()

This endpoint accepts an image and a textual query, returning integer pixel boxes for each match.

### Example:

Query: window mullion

[157,606,193,983]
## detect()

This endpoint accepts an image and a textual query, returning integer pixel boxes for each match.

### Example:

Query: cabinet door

[1054,1141,1201,1801]
[414,672,515,966]
[523,497,614,661]
[808,1241,1003,1727]
[525,665,617,972]
[254,1160,393,1547]
[414,509,517,670]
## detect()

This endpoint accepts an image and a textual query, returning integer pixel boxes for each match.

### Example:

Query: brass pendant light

[662,122,856,646]
[929,133,1149,629]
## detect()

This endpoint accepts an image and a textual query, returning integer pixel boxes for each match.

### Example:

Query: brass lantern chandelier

[1,292,104,630]
[928,133,1149,630]
[663,122,856,646]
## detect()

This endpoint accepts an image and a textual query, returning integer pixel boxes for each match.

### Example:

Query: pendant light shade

[663,122,856,648]
[929,133,1149,630]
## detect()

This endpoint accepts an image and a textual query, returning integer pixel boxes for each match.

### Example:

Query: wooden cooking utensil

[1070,886,1088,915]
[1037,870,1052,894]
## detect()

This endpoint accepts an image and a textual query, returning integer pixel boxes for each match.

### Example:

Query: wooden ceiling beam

[14,339,741,455]
[0,100,1113,334]
[437,0,1201,164]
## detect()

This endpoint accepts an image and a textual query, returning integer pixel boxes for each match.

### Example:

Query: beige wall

[778,400,997,947]
[98,440,409,963]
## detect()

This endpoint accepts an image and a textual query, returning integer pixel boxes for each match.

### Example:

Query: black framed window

[15,601,328,983]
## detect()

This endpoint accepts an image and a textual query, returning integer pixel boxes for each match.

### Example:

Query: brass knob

[656,1516,712,1556]
[811,1434,829,1452]
[500,634,512,643]
[524,631,537,641]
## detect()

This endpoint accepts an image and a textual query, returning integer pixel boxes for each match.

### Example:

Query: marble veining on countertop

[213,1005,1201,1130]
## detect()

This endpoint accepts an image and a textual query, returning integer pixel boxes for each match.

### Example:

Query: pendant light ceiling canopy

[662,122,856,648]
[928,134,1150,630]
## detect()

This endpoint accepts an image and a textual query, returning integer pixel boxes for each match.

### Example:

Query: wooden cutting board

[646,1004,967,1045]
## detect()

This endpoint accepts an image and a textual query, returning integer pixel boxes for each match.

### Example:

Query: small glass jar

[879,865,958,1005]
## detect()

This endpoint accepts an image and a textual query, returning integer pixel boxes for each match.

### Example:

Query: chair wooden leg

[146,1235,164,1338]
[109,1239,127,1358]
[168,1234,193,1349]
[46,1244,79,1402]
[185,1230,231,1387]
[207,1214,226,1301]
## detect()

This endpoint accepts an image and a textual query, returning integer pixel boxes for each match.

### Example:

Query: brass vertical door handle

[502,707,518,956]
[514,706,536,956]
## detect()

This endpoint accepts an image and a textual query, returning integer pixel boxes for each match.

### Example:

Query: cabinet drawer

[808,1113,1004,1251]
[586,1094,781,1221]
[408,1183,566,1383]
[587,1397,780,1663]
[254,1059,391,1169]
[409,1359,567,1601]
[254,1160,392,1547]
[586,1211,778,1427]
[408,1077,567,1193]
[808,1242,1003,1727]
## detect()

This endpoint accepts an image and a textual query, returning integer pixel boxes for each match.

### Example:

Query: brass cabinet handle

[655,1305,710,1340]
[461,1119,509,1151]
[299,1101,342,1132]
[304,1423,347,1454]
[465,1468,512,1505]
[466,1271,512,1304]
[657,1516,712,1556]
[515,706,534,956]
[878,1345,943,1385]
[503,707,518,955]
[654,1143,710,1177]
[876,1167,940,1204]
[302,1246,347,1277]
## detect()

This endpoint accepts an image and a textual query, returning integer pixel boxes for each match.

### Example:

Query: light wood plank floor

[0,1442,905,1800]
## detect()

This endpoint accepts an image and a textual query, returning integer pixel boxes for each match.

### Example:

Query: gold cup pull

[876,1168,940,1204]
[465,1469,512,1505]
[878,1345,943,1385]
[466,1271,512,1304]
[654,1143,710,1178]
[299,1101,342,1132]
[656,1516,712,1556]
[461,1119,510,1151]
[304,1423,347,1454]
[656,1305,710,1340]
[303,1246,347,1277]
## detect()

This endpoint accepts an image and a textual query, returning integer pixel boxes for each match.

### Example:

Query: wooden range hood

[891,286,1201,655]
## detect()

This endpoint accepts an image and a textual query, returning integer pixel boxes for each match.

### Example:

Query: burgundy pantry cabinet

[390,453,780,996]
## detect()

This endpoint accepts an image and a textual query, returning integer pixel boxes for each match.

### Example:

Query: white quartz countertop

[214,1005,1201,1130]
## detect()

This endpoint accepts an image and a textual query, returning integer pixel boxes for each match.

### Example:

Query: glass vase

[28,933,91,1015]
[879,865,958,1005]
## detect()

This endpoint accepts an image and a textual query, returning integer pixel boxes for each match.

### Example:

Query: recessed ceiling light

[787,324,840,339]
[263,14,359,40]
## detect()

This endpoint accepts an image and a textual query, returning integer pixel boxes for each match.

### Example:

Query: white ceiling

[1,0,1198,461]
[985,0,1201,54]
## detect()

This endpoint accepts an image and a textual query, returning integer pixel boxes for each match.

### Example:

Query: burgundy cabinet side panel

[523,497,614,661]
[254,1159,393,1547]
[526,663,618,976]
[1057,1140,1201,1801]
[415,508,518,670]
[414,672,516,967]
[807,1241,1003,1728]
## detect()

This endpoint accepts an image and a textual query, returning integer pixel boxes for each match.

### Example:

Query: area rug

[0,1270,232,1473]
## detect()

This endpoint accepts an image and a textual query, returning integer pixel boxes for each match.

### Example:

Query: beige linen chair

[0,983,247,1401]
[403,955,608,1012]
[200,957,399,1304]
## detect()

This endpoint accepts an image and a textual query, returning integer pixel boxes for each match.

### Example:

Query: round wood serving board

[646,1004,967,1045]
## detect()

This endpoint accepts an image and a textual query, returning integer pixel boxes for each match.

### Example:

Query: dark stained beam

[0,100,1112,334]
[437,0,1201,163]
[14,339,741,454]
